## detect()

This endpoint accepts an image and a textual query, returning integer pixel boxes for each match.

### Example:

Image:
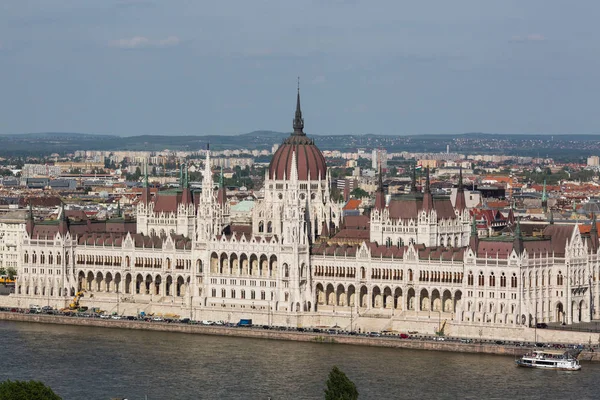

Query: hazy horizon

[2,1,599,136]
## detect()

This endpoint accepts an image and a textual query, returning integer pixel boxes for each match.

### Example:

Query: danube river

[0,321,598,400]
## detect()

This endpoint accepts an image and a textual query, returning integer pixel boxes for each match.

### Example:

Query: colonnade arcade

[210,252,278,277]
[77,270,190,298]
[314,282,462,314]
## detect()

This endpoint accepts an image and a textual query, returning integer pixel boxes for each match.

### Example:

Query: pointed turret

[507,198,516,225]
[26,201,34,237]
[410,163,417,193]
[181,162,193,205]
[513,219,524,256]
[217,166,227,206]
[422,167,434,212]
[469,215,479,254]
[374,159,385,210]
[455,166,466,212]
[591,212,598,252]
[541,179,548,213]
[292,77,305,136]
[202,144,214,202]
[58,202,69,236]
[141,162,151,204]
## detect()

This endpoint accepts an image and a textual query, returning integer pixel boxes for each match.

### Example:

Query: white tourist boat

[516,350,581,371]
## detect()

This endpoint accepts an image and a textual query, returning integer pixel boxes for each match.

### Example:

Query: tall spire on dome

[292,77,305,136]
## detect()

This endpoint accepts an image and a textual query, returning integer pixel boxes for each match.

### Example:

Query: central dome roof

[268,89,327,181]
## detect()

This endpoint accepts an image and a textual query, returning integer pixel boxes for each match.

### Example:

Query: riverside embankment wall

[1,312,590,360]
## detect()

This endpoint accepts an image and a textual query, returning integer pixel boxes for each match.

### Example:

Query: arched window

[267,221,272,233]
[258,221,264,233]
[468,271,474,286]
[557,272,563,286]
[478,271,484,286]
[489,273,495,287]
[511,273,517,288]
[386,237,392,248]
[500,273,506,287]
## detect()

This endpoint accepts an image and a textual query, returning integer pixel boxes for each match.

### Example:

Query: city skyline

[1,1,599,136]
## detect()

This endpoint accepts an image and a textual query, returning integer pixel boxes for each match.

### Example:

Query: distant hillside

[1,131,599,160]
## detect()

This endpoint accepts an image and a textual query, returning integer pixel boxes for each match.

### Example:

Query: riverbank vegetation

[0,380,61,400]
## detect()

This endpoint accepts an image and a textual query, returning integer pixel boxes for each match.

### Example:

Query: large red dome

[269,134,327,181]
[268,89,327,181]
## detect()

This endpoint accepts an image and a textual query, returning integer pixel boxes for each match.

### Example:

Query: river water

[0,321,598,400]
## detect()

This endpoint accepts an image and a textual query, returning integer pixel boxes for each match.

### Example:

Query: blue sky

[1,0,599,136]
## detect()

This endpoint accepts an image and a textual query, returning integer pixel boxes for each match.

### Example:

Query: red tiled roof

[343,199,362,211]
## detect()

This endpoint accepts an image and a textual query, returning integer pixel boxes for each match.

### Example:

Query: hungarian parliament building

[2,91,598,333]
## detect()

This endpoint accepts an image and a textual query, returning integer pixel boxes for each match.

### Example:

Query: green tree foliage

[0,267,6,276]
[6,267,16,280]
[0,380,62,400]
[324,366,358,400]
[350,188,368,199]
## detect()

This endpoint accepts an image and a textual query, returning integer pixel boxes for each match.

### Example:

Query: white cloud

[510,34,545,43]
[109,35,180,49]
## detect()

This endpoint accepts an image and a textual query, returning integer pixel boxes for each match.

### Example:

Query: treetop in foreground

[0,380,62,400]
[325,366,359,400]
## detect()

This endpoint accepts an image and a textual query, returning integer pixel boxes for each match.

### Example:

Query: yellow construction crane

[61,289,90,312]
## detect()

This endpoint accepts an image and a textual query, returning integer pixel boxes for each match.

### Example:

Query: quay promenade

[2,311,599,361]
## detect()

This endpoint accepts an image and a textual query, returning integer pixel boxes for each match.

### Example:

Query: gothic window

[221,289,226,298]
[251,290,256,300]
[259,221,264,233]
[500,273,506,287]
[212,288,216,297]
[386,237,392,248]
[267,221,272,233]
[489,273,495,287]
[478,271,484,286]
[241,290,246,299]
[511,273,517,288]
[467,271,474,286]
[557,272,563,286]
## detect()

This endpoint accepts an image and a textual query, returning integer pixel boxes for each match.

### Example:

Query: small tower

[58,202,69,237]
[455,166,466,212]
[374,159,386,211]
[422,167,434,212]
[591,212,598,252]
[469,215,479,254]
[513,219,524,256]
[541,179,548,213]
[410,163,417,194]
[217,166,227,206]
[26,202,34,237]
